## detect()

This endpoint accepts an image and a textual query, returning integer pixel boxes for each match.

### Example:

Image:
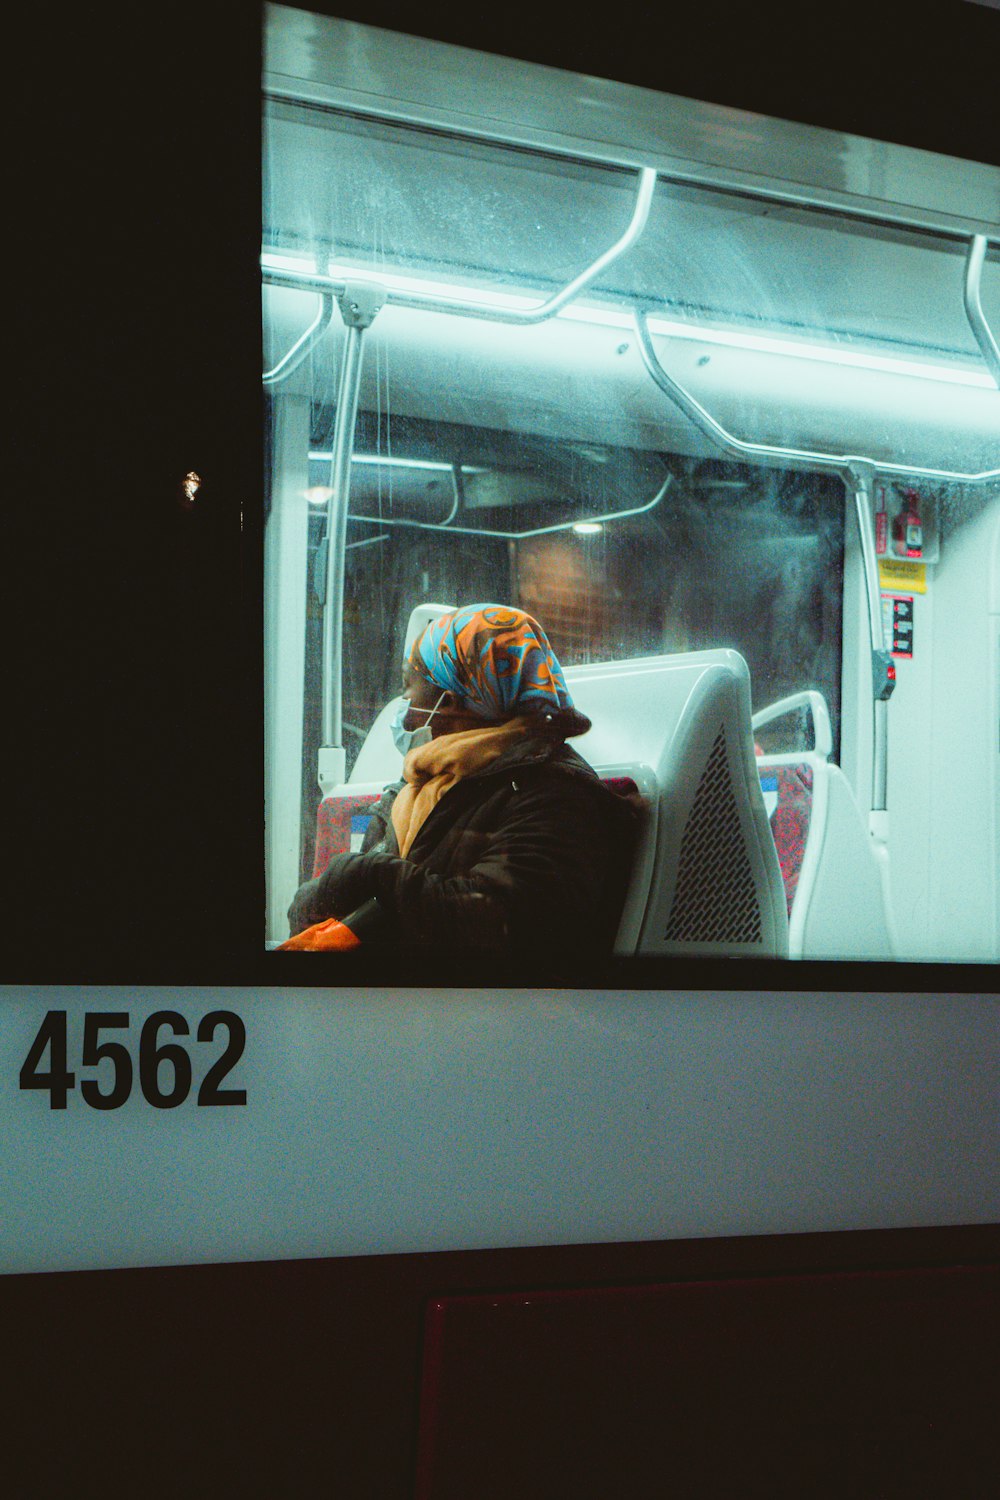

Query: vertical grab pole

[844,460,894,815]
[845,459,897,952]
[319,282,386,797]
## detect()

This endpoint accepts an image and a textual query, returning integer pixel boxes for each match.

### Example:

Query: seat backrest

[312,785,384,877]
[568,651,789,958]
[756,760,815,915]
[755,751,894,959]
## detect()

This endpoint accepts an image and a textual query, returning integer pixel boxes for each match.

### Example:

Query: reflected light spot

[304,486,335,505]
[182,471,202,503]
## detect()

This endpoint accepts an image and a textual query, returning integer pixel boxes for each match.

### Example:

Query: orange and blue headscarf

[410,604,586,728]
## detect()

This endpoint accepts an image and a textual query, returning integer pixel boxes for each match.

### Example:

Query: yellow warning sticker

[878,559,927,594]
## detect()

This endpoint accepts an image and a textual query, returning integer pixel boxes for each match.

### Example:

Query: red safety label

[881,593,914,659]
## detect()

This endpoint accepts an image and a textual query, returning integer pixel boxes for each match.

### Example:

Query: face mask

[390,692,446,756]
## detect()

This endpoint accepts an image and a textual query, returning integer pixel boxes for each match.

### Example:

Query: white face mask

[390,692,447,756]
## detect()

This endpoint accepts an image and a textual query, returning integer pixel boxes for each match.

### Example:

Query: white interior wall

[992,511,1000,952]
[840,483,1000,962]
[919,490,1000,960]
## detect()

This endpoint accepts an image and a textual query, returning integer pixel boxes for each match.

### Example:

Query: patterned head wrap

[409,604,588,731]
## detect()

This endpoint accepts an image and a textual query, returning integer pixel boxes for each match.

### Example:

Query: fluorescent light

[266,252,998,391]
[261,251,322,274]
[642,316,998,390]
[310,452,453,472]
[573,522,603,535]
[308,452,488,473]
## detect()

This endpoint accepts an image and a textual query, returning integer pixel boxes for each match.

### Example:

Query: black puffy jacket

[288,736,638,960]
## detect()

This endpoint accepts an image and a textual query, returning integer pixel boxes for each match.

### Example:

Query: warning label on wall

[878,559,926,594]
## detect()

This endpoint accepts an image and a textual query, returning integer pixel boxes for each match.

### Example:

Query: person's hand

[287,876,327,935]
[287,854,376,935]
[315,852,375,919]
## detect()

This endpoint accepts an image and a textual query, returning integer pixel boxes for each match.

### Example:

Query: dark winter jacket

[288,737,639,961]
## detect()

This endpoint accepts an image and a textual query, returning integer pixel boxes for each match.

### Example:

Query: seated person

[282,603,638,961]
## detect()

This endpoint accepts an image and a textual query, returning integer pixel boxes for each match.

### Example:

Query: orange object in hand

[277,918,362,952]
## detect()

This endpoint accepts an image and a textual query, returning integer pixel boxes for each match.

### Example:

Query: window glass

[263,50,999,963]
[264,101,635,297]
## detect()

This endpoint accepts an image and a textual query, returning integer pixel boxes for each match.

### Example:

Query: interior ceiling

[263,105,1000,363]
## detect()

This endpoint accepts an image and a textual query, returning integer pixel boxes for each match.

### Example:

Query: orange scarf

[391,717,533,858]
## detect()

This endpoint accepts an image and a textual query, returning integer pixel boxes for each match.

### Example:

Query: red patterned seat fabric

[768,764,813,915]
[312,793,383,878]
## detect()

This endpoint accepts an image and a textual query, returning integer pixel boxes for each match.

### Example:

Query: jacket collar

[457,734,593,783]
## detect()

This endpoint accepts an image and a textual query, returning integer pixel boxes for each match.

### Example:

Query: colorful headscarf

[410,603,583,725]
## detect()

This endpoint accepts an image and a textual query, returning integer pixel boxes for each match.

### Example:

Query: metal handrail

[262,292,335,385]
[631,308,1000,821]
[344,472,672,541]
[632,311,1000,487]
[752,690,834,760]
[262,166,657,328]
[964,235,1000,389]
[304,170,658,787]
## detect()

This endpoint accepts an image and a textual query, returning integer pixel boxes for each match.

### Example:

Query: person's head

[399,603,591,741]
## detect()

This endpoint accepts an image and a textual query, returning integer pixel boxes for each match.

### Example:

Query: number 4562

[19,1010,246,1110]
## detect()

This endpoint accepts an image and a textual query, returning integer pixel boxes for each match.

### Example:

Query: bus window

[263,8,1000,962]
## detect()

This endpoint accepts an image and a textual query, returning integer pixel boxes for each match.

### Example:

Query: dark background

[5,0,999,984]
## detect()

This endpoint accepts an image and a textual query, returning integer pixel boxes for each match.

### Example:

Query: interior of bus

[262,3,1000,963]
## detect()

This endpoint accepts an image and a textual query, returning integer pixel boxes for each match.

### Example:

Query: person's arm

[293,771,628,957]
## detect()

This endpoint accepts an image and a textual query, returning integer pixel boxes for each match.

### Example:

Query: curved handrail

[964,235,1000,390]
[263,166,656,327]
[344,472,672,540]
[633,310,1000,486]
[262,292,335,385]
[752,691,833,759]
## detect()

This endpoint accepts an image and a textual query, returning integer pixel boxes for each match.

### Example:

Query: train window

[263,5,1000,963]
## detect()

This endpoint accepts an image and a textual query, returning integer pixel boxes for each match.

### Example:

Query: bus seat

[312,784,384,877]
[754,752,894,960]
[567,651,789,958]
[755,761,814,915]
[328,649,789,958]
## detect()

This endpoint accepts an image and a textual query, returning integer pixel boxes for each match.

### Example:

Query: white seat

[567,651,789,958]
[751,690,895,960]
[755,750,895,960]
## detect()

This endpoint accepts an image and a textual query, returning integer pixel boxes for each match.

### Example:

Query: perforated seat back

[567,651,789,958]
